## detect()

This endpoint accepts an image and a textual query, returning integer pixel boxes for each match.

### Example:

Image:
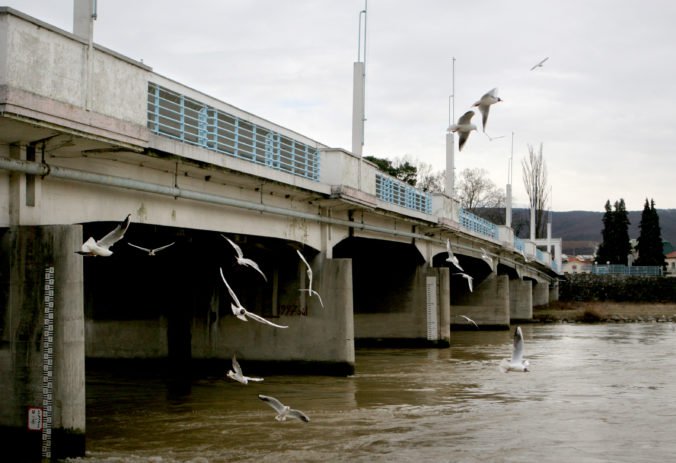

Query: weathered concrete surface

[509,278,533,321]
[452,273,510,329]
[354,266,451,347]
[0,225,85,461]
[533,280,550,307]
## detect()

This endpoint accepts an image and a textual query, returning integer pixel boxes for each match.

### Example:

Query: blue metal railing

[375,174,432,214]
[147,83,320,181]
[459,208,498,240]
[592,265,663,276]
[514,237,525,253]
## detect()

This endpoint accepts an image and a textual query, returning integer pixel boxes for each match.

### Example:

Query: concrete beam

[509,278,533,322]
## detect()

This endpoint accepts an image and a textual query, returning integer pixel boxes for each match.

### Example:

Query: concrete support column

[354,265,450,347]
[533,281,550,307]
[452,274,510,330]
[0,225,85,461]
[549,281,560,303]
[509,279,533,322]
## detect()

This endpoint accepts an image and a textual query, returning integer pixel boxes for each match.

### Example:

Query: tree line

[596,198,665,267]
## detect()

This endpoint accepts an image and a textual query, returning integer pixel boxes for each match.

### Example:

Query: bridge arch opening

[333,237,424,314]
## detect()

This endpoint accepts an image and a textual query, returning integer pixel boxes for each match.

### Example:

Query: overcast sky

[6,1,676,211]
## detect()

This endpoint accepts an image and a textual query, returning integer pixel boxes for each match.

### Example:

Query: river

[65,323,676,463]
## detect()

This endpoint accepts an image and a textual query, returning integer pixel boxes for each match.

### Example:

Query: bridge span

[0,7,560,460]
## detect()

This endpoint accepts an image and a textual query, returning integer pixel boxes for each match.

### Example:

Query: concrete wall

[452,273,510,329]
[0,225,85,460]
[509,278,533,321]
[533,281,550,307]
[191,256,355,372]
[354,265,450,346]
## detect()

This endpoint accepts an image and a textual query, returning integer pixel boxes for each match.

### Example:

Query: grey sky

[6,1,676,211]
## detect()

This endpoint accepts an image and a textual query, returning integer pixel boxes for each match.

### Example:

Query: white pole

[506,132,514,228]
[445,131,454,196]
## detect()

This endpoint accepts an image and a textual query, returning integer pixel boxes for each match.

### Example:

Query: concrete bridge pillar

[452,273,510,330]
[0,225,85,461]
[533,281,550,307]
[509,279,533,322]
[354,265,450,347]
[549,281,560,303]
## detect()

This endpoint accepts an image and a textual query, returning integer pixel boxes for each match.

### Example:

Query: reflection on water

[67,324,676,462]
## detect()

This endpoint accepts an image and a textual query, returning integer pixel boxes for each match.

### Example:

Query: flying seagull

[127,241,175,256]
[530,56,549,71]
[499,326,530,372]
[222,235,268,282]
[454,272,474,292]
[258,394,310,422]
[480,248,494,270]
[77,214,131,256]
[445,239,464,271]
[472,88,502,133]
[297,250,324,308]
[459,315,479,329]
[227,354,263,385]
[448,110,477,152]
[484,133,506,142]
[219,268,288,329]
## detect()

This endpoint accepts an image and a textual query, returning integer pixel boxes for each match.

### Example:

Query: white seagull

[459,315,479,329]
[499,326,530,373]
[77,214,131,257]
[297,250,324,308]
[454,272,474,292]
[222,235,268,282]
[127,241,175,256]
[446,239,464,271]
[447,110,477,152]
[530,56,549,71]
[484,133,506,142]
[480,247,494,270]
[227,354,263,385]
[472,88,502,133]
[219,268,288,329]
[258,394,310,423]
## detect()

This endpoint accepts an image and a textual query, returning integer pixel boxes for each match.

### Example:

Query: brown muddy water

[65,324,676,462]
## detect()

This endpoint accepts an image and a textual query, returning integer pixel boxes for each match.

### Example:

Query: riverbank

[533,301,676,323]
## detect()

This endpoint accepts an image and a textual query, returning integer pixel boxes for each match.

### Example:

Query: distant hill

[505,209,676,255]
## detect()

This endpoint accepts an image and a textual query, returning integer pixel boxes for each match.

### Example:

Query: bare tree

[521,143,549,238]
[415,162,445,193]
[456,168,505,222]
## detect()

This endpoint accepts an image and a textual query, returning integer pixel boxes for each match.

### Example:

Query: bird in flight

[258,394,310,422]
[499,326,530,372]
[530,56,549,71]
[77,214,130,256]
[222,235,268,282]
[473,88,502,133]
[297,250,324,308]
[459,315,479,328]
[227,354,263,385]
[454,272,474,292]
[219,268,288,329]
[446,239,464,271]
[127,241,175,256]
[448,110,477,152]
[484,133,506,142]
[480,248,494,270]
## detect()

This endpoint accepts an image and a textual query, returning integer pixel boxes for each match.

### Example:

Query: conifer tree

[596,200,614,264]
[636,198,666,267]
[596,199,631,265]
[613,199,631,265]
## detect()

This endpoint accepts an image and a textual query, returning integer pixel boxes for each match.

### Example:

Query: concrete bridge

[0,6,561,460]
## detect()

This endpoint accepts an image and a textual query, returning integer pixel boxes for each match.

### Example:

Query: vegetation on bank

[534,301,676,324]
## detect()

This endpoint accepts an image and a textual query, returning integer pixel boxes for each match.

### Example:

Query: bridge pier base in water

[451,273,510,330]
[510,279,533,322]
[0,225,86,461]
[354,265,450,347]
